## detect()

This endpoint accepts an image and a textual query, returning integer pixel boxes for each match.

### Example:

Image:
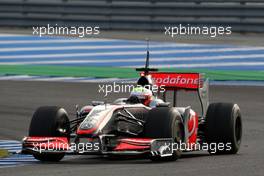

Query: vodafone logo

[148,73,202,89]
[153,76,199,85]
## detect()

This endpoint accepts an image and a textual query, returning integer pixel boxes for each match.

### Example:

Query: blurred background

[0,0,264,83]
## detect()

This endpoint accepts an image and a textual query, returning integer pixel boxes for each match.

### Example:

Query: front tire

[143,107,184,161]
[29,106,70,161]
[205,103,242,154]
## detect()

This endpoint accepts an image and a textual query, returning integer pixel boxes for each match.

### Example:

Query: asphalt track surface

[0,80,263,176]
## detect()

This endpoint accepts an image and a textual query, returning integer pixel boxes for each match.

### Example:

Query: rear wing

[141,72,209,118]
[135,44,208,117]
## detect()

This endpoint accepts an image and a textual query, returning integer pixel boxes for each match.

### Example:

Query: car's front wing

[21,136,174,157]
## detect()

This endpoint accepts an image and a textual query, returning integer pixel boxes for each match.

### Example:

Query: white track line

[0,44,199,52]
[1,54,264,65]
[76,78,120,83]
[0,38,119,44]
[0,76,131,83]
[0,75,36,79]
[0,40,205,47]
[0,47,263,59]
[0,144,21,147]
[0,141,21,144]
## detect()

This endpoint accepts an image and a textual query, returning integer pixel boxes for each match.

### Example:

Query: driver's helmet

[129,86,153,106]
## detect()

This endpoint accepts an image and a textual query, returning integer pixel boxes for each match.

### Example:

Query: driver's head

[130,86,153,106]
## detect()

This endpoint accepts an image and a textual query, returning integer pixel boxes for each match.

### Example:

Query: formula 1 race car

[22,52,242,162]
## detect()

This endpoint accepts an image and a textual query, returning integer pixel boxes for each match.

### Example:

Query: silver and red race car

[21,54,242,162]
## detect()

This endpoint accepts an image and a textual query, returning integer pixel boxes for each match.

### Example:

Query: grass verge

[0,65,263,81]
[0,149,9,158]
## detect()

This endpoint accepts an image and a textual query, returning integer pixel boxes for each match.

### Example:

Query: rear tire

[205,103,242,154]
[29,106,70,162]
[143,107,184,161]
